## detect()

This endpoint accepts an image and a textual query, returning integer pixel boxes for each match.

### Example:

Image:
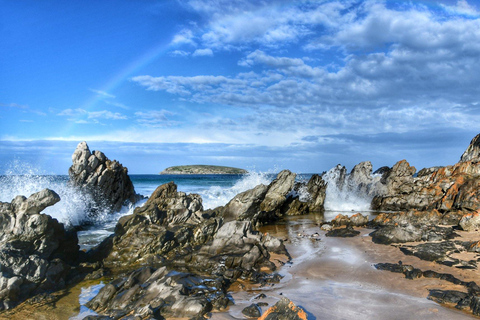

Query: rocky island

[160,164,248,175]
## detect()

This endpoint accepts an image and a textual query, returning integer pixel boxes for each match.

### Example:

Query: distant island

[159,165,248,175]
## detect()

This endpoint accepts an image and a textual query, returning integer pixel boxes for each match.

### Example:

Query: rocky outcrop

[160,165,248,175]
[0,189,79,311]
[86,267,230,319]
[259,297,308,320]
[86,181,288,319]
[372,159,480,212]
[222,170,327,223]
[68,141,139,213]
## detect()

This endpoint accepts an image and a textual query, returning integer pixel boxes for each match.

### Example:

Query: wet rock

[399,241,459,264]
[370,224,454,245]
[86,267,225,319]
[325,225,360,238]
[242,303,261,318]
[260,170,296,212]
[306,174,327,212]
[0,189,79,311]
[68,141,139,213]
[428,290,469,305]
[258,297,308,320]
[332,213,368,227]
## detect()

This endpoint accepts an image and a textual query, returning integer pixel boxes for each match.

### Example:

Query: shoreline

[1,214,479,319]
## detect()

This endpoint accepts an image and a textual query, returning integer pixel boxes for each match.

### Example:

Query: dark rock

[242,303,261,318]
[68,141,140,213]
[428,290,469,305]
[258,297,308,320]
[0,189,79,311]
[325,226,360,238]
[255,293,267,299]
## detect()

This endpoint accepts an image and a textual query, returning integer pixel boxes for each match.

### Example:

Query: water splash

[0,161,108,226]
[199,170,274,209]
[323,165,373,213]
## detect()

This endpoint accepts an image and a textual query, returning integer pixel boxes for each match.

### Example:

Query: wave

[0,161,111,226]
[198,170,274,209]
[323,165,373,212]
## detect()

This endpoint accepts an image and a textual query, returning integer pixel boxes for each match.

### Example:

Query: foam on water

[198,170,274,209]
[0,161,103,226]
[323,165,373,213]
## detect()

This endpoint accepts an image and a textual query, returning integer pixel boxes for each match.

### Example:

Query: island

[159,165,248,175]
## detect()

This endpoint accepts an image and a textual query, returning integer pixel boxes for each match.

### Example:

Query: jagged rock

[460,133,480,162]
[258,297,308,320]
[260,170,296,212]
[222,184,269,221]
[372,134,480,212]
[86,184,289,319]
[306,174,326,212]
[86,266,228,319]
[68,141,139,213]
[0,189,79,311]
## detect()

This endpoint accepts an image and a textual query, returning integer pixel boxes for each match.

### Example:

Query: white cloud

[57,108,87,117]
[135,110,175,127]
[171,28,196,46]
[104,100,130,110]
[170,50,191,57]
[88,110,127,120]
[192,48,213,56]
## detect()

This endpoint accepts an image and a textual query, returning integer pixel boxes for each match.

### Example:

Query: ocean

[0,167,373,250]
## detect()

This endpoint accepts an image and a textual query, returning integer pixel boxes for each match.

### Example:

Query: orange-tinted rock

[258,297,308,320]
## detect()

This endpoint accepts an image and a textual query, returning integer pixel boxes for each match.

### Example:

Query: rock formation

[0,189,79,311]
[85,181,289,319]
[68,141,139,213]
[222,170,327,224]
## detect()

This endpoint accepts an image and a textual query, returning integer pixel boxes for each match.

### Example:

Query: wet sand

[2,214,480,319]
[213,215,479,319]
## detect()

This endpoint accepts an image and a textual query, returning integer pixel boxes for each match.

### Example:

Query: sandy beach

[213,214,479,319]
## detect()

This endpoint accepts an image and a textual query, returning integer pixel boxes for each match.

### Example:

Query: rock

[306,174,327,212]
[399,241,460,265]
[68,141,139,213]
[320,224,333,231]
[460,133,480,162]
[260,170,296,212]
[459,211,480,231]
[258,297,308,320]
[349,213,369,226]
[370,224,454,245]
[242,303,261,318]
[325,225,360,238]
[0,189,79,311]
[222,184,269,221]
[86,267,226,319]
[372,134,480,212]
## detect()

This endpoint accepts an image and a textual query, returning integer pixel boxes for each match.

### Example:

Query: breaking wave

[198,170,274,209]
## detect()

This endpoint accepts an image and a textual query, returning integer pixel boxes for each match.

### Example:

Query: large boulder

[0,189,79,311]
[68,141,138,213]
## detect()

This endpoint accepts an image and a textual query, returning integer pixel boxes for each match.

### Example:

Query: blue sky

[1,0,480,174]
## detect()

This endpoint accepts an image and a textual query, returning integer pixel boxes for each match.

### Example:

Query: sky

[1,0,480,174]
